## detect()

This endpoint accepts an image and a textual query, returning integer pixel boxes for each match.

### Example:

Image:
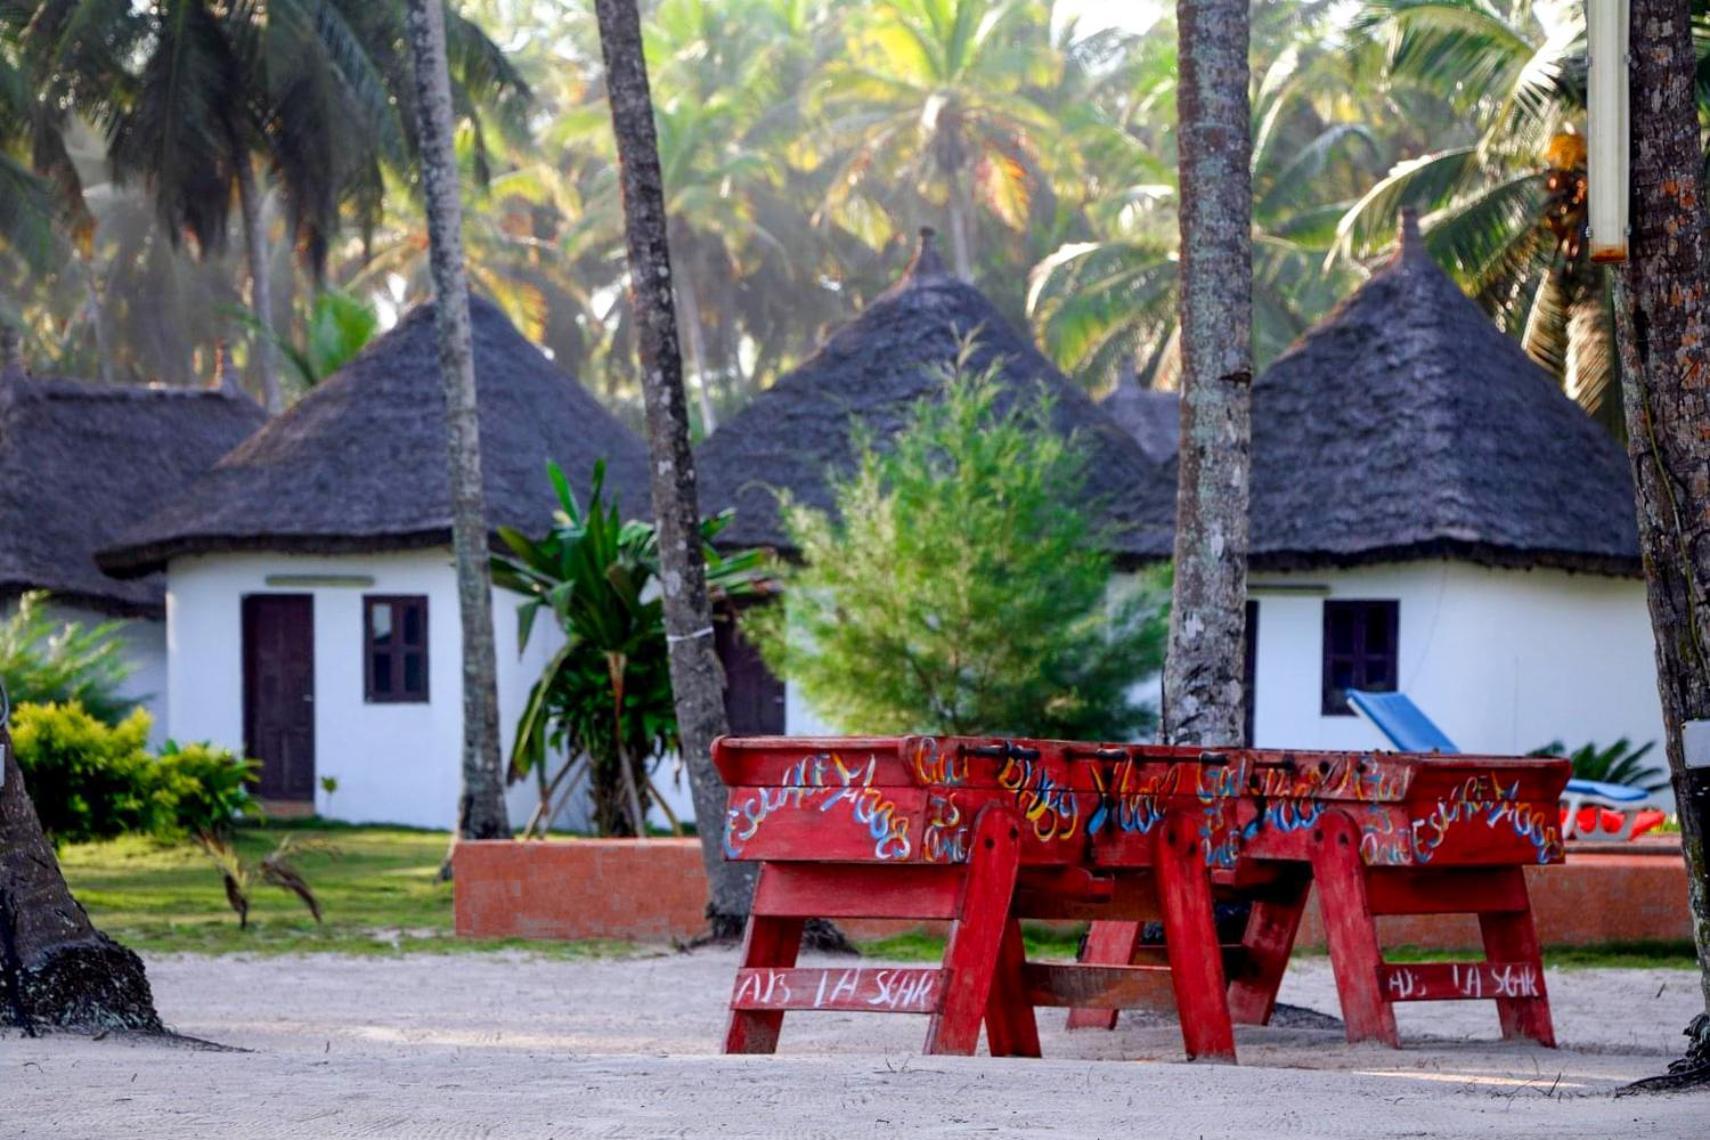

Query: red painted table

[715,736,1570,1059]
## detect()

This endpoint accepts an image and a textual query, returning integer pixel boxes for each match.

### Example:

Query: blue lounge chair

[1346,689,1653,841]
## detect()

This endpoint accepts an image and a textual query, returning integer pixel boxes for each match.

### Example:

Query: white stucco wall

[1248,562,1665,776]
[12,599,169,745]
[166,549,561,830]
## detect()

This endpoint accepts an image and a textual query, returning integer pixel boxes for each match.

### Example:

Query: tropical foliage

[2,0,1680,434]
[491,461,762,837]
[748,350,1169,739]
[0,591,137,725]
[1532,737,1670,794]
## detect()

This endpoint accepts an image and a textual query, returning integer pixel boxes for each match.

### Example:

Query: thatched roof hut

[100,297,650,577]
[696,230,1175,561]
[1102,213,1640,576]
[0,370,265,616]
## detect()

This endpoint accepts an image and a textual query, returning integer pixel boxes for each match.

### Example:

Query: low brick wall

[453,838,1694,951]
[454,838,710,942]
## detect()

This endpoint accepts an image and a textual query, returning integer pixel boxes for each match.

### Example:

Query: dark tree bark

[404,0,510,843]
[1,726,160,1032]
[593,0,755,937]
[1611,0,1710,1065]
[1163,0,1252,747]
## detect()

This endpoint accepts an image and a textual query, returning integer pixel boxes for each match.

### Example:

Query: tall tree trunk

[235,155,282,415]
[946,169,974,282]
[1162,0,1252,747]
[404,0,510,845]
[0,321,22,376]
[675,267,719,433]
[1611,0,1710,1066]
[1,724,160,1032]
[594,0,755,937]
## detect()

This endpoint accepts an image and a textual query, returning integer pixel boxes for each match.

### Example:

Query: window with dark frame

[1321,599,1398,716]
[364,595,428,703]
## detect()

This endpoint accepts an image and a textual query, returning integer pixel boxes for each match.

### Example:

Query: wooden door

[243,595,315,801]
[715,606,785,736]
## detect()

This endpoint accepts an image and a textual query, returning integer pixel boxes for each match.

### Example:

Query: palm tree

[592,0,756,937]
[813,0,1062,281]
[403,0,510,844]
[2,2,524,410]
[1333,2,1628,431]
[1027,5,1394,392]
[1615,0,1710,1056]
[1166,0,1252,750]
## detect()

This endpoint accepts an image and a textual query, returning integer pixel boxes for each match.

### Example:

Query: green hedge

[10,701,258,845]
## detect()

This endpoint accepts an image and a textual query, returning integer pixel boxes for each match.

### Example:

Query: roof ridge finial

[1398,207,1423,256]
[904,226,948,283]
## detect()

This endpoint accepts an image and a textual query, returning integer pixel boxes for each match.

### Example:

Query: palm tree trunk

[593,0,756,937]
[1,724,160,1031]
[404,0,510,846]
[1611,0,1710,1059]
[676,267,719,433]
[946,170,975,282]
[235,155,283,414]
[1163,0,1252,747]
[0,321,21,375]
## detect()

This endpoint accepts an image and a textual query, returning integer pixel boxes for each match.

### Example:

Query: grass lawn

[58,823,638,958]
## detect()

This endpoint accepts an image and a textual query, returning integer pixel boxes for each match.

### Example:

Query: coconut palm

[1332,2,1626,431]
[0,2,525,409]
[813,0,1063,282]
[402,0,511,842]
[1027,6,1391,392]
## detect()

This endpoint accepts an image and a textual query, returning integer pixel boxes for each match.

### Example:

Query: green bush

[748,350,1167,740]
[153,739,261,839]
[11,701,261,845]
[11,701,161,844]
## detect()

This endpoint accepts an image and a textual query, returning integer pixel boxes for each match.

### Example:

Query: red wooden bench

[1078,751,1570,1048]
[715,736,1246,1060]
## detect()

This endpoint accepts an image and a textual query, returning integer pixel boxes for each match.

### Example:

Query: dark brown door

[715,606,785,736]
[243,595,315,801]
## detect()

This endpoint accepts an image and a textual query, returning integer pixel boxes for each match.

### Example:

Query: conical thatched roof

[100,297,650,577]
[0,371,266,616]
[1100,214,1640,576]
[696,230,1175,561]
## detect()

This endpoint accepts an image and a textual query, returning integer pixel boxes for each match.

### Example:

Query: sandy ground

[1,950,1705,1138]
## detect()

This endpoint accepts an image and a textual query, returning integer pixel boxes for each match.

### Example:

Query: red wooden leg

[723,870,806,1054]
[926,804,1022,1056]
[1226,868,1311,1026]
[1310,812,1399,1047]
[983,917,1043,1058]
[1156,812,1236,1063]
[1065,921,1143,1030]
[1477,870,1556,1047]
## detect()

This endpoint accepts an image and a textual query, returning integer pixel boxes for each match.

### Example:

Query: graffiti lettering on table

[1409,774,1562,865]
[1089,764,1182,837]
[922,794,971,863]
[1356,811,1411,865]
[731,967,939,1013]
[908,737,969,788]
[998,753,1081,842]
[1384,963,1539,1002]
[723,751,913,861]
[1249,755,1403,803]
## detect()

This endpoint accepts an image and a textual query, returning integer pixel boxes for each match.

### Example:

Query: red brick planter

[454,837,1695,951]
[453,838,709,942]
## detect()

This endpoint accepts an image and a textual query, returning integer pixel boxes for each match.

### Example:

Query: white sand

[2,950,1705,1137]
